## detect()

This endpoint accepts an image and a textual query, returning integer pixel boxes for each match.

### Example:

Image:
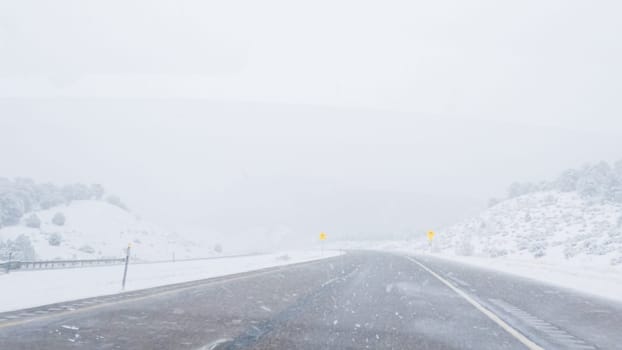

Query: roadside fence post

[121,244,131,290]
[6,251,12,274]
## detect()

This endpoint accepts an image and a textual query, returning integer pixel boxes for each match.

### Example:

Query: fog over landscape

[2,0,622,245]
[1,105,621,245]
[3,2,622,349]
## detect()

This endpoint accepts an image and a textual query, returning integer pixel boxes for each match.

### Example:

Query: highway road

[1,251,621,349]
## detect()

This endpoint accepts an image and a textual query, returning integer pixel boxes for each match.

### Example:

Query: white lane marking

[407,257,543,350]
[321,266,359,288]
[321,277,339,288]
[446,275,470,287]
[198,338,233,350]
[569,345,600,350]
[489,299,596,350]
[259,305,272,312]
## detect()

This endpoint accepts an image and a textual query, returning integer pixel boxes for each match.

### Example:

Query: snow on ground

[0,250,342,313]
[331,239,622,302]
[436,191,622,267]
[0,200,208,261]
[416,252,622,302]
[324,190,622,302]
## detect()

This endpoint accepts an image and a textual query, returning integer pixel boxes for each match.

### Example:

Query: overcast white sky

[1,1,621,243]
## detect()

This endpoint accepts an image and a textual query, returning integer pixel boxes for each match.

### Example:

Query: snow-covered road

[2,251,621,350]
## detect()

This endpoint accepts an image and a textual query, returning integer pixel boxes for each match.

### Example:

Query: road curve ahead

[1,251,620,349]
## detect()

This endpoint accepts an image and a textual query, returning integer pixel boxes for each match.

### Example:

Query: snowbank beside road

[0,250,342,313]
[415,252,622,302]
[331,240,622,302]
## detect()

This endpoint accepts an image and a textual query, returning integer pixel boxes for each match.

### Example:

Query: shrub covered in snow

[484,247,508,258]
[454,236,474,256]
[0,192,24,227]
[48,233,62,246]
[52,212,66,226]
[78,245,95,254]
[0,234,36,260]
[24,213,41,228]
[528,241,547,258]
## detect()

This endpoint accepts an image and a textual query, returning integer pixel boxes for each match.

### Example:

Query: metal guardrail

[130,253,260,265]
[1,258,125,273]
[0,253,262,274]
[1,252,265,289]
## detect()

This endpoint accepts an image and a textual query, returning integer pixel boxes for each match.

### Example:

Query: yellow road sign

[427,231,435,241]
[319,232,327,241]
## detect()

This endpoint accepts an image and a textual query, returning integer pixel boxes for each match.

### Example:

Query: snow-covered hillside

[333,189,622,269]
[422,160,622,267]
[0,200,206,261]
[328,161,622,300]
[436,190,622,267]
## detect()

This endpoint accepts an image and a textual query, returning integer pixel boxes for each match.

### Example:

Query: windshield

[1,1,621,349]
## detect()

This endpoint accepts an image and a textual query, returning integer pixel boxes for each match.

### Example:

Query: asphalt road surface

[1,251,621,349]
